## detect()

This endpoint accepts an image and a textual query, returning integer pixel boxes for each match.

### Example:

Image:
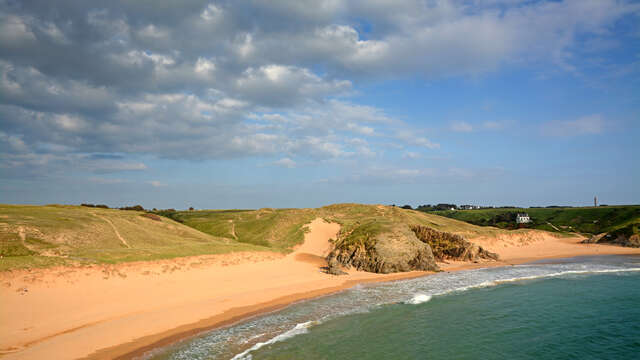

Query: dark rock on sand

[410,225,499,262]
[327,223,440,274]
[326,256,347,275]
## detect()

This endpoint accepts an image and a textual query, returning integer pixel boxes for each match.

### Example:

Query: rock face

[326,256,347,275]
[410,225,499,262]
[327,223,439,274]
[582,232,640,248]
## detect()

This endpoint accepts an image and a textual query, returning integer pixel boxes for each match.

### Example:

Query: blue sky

[1,0,639,209]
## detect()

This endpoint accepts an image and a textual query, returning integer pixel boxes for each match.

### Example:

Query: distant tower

[594,196,597,207]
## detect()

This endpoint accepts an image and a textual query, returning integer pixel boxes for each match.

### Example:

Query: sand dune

[1,219,639,360]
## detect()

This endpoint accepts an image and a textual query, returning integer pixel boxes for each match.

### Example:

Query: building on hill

[460,205,481,210]
[516,213,531,224]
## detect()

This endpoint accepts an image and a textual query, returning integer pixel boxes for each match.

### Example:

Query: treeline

[398,204,595,212]
[398,204,496,211]
[151,208,184,223]
[81,203,145,211]
[80,203,109,208]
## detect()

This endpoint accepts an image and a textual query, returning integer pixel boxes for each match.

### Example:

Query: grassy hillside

[165,208,318,249]
[431,206,640,236]
[0,203,518,271]
[166,203,510,251]
[0,205,267,271]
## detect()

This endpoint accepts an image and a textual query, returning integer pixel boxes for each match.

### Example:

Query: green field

[431,206,640,236]
[1,203,511,271]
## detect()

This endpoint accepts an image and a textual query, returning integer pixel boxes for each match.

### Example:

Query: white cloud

[396,130,440,149]
[402,151,421,159]
[451,121,473,132]
[542,114,605,136]
[0,15,36,46]
[272,157,296,168]
[147,180,167,187]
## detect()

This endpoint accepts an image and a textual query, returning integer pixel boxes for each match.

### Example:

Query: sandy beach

[1,219,639,360]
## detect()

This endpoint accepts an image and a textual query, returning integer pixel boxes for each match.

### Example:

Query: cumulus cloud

[0,0,635,178]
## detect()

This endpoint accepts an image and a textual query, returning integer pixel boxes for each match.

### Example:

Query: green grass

[166,208,318,249]
[166,203,510,252]
[0,204,269,271]
[431,205,640,235]
[0,203,518,271]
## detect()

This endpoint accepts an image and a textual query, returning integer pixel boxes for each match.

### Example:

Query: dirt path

[91,213,130,248]
[228,220,238,240]
[546,221,561,231]
[16,226,26,243]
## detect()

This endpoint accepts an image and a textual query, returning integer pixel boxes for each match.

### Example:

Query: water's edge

[145,255,640,360]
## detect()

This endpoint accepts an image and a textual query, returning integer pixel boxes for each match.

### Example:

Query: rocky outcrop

[327,223,439,274]
[326,256,347,275]
[410,225,499,262]
[582,231,640,248]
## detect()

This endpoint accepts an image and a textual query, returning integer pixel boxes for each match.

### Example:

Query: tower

[594,196,597,207]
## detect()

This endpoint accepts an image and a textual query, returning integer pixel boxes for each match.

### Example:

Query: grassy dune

[1,203,517,271]
[0,205,267,270]
[170,203,510,251]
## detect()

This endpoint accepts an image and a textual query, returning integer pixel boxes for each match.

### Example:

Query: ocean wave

[405,294,432,305]
[492,267,640,284]
[403,267,640,305]
[231,321,319,360]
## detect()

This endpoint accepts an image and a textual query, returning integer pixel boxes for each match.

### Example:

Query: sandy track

[91,213,130,248]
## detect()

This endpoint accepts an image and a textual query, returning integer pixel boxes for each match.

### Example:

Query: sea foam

[231,321,318,360]
[405,294,432,305]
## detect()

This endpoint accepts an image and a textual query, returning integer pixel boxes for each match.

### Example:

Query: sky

[1,0,639,210]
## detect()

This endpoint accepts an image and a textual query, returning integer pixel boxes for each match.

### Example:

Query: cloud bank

[1,0,637,179]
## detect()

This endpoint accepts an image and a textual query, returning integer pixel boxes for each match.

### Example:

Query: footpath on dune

[0,218,427,360]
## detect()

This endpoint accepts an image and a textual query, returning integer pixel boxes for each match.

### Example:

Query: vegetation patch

[432,206,640,235]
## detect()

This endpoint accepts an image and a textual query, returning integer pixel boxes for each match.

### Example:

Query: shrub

[120,205,145,211]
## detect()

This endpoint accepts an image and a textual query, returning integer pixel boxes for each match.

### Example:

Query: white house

[516,213,531,224]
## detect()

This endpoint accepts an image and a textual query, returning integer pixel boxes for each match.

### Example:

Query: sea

[144,255,640,360]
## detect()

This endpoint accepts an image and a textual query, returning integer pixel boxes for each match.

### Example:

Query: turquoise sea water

[147,255,640,360]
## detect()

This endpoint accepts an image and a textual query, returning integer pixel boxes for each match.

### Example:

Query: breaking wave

[231,321,318,360]
[405,294,432,305]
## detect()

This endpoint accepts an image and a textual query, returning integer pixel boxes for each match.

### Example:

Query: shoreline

[96,250,640,360]
[103,271,431,360]
[2,221,640,360]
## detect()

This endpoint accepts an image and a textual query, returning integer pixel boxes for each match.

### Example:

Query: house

[516,213,531,224]
[460,205,481,210]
